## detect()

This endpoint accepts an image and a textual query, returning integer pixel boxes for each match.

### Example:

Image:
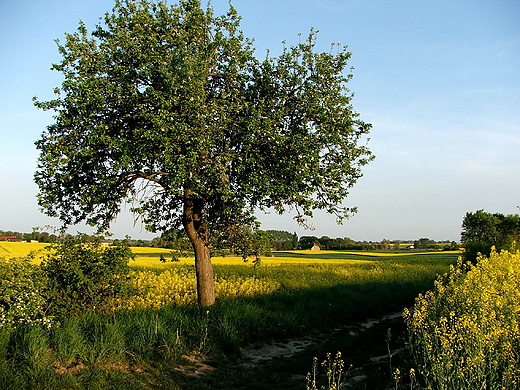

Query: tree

[461,210,520,262]
[299,236,320,250]
[34,0,373,306]
[318,236,331,250]
[264,230,298,251]
[379,238,390,250]
[413,238,436,250]
[328,237,345,250]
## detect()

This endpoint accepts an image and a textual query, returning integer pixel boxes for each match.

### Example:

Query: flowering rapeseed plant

[124,268,281,309]
[404,249,520,389]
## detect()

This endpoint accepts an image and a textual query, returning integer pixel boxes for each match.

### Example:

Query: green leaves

[34,0,373,238]
[461,210,520,262]
[41,236,134,317]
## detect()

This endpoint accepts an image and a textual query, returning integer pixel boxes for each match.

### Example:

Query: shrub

[41,236,134,317]
[0,256,50,328]
[404,250,520,389]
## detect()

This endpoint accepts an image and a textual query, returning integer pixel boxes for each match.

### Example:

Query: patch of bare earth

[175,353,215,377]
[53,360,146,375]
[240,338,316,367]
[53,361,87,375]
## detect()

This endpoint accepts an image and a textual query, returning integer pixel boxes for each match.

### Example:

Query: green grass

[0,252,458,389]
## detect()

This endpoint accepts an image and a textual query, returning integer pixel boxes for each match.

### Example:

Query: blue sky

[1,0,518,242]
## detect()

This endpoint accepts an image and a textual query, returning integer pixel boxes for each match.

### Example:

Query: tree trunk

[182,193,216,306]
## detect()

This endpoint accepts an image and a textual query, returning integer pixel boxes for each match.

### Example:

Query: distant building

[0,236,23,242]
[311,243,321,251]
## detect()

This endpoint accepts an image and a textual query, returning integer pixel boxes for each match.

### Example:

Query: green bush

[0,257,50,329]
[41,236,134,317]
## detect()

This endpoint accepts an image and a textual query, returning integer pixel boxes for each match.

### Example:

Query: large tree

[34,0,373,306]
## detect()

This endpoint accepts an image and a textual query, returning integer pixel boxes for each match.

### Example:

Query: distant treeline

[296,236,459,251]
[0,230,153,246]
[1,229,459,252]
[0,230,59,243]
[149,229,458,252]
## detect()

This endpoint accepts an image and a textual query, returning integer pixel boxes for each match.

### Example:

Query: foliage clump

[0,257,50,329]
[41,236,134,317]
[405,249,520,389]
[461,209,520,262]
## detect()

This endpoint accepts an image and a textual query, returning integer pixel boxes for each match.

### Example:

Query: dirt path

[189,310,410,389]
[239,311,403,366]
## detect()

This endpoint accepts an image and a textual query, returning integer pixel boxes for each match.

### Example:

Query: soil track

[189,310,410,389]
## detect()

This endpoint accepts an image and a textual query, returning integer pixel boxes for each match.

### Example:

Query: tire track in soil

[186,311,410,389]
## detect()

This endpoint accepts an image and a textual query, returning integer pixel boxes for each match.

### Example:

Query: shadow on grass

[176,279,428,390]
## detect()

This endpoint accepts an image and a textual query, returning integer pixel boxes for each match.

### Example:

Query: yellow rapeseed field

[0,242,50,259]
[129,246,174,254]
[0,242,458,261]
[124,267,281,309]
[131,255,374,270]
[2,243,458,315]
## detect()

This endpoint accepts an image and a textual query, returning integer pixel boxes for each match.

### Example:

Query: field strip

[0,242,50,259]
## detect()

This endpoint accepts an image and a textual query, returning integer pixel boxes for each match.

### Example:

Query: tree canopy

[34,0,373,305]
[461,210,520,262]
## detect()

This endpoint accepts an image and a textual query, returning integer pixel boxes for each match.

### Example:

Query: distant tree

[379,239,390,250]
[461,210,520,262]
[299,236,319,250]
[359,241,374,250]
[319,236,331,250]
[132,239,151,247]
[393,240,401,250]
[152,229,192,252]
[342,237,358,250]
[264,230,298,251]
[289,232,299,251]
[442,241,459,251]
[238,229,272,259]
[0,231,22,240]
[413,238,436,250]
[34,0,373,306]
[328,237,345,250]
